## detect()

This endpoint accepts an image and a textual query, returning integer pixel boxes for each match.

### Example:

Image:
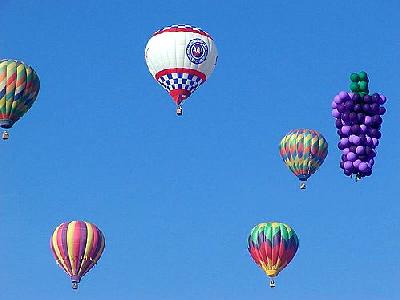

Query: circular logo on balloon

[186,39,208,64]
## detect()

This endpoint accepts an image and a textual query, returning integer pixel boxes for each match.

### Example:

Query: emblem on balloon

[186,38,208,64]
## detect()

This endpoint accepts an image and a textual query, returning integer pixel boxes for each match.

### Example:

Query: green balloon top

[350,73,359,82]
[358,71,368,82]
[349,71,369,95]
[349,82,359,92]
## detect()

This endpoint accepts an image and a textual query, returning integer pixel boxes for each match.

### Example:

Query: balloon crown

[349,71,369,96]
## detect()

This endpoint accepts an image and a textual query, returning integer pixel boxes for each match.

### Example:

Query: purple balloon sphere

[369,129,381,139]
[370,103,379,114]
[349,112,357,122]
[344,161,354,171]
[337,130,346,139]
[342,112,350,122]
[352,93,362,103]
[346,152,357,162]
[352,135,361,145]
[368,159,375,167]
[341,126,351,136]
[356,146,365,155]
[339,91,349,101]
[339,137,350,148]
[359,124,367,133]
[332,109,340,118]
[353,104,362,113]
[344,170,352,176]
[353,159,361,168]
[351,125,360,134]
[378,95,387,105]
[337,104,347,113]
[365,146,372,155]
[357,113,365,123]
[359,162,368,172]
[345,100,354,110]
[371,93,380,103]
[372,115,382,125]
[372,138,379,147]
[364,95,372,103]
[364,116,373,126]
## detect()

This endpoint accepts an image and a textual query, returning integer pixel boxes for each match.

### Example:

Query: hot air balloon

[331,72,386,181]
[0,59,40,140]
[145,24,218,115]
[279,129,328,189]
[50,221,105,289]
[248,222,299,288]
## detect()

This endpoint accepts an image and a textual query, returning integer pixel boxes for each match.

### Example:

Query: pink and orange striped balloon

[50,221,105,289]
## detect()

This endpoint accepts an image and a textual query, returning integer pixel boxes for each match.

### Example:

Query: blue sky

[0,1,399,299]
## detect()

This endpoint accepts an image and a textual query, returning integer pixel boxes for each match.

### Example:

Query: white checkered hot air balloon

[145,24,218,115]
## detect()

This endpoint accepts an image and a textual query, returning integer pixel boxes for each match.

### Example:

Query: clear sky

[0,1,399,299]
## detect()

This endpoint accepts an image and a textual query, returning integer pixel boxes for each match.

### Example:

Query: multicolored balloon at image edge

[50,221,105,289]
[0,59,40,139]
[279,129,328,189]
[248,222,299,288]
[331,71,386,180]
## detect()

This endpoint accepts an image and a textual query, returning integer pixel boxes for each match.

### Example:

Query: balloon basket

[269,279,276,288]
[300,182,306,190]
[2,130,9,140]
[72,282,78,289]
[176,105,183,116]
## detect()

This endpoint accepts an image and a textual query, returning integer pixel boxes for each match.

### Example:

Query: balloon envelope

[279,129,328,182]
[248,222,299,279]
[145,24,218,105]
[0,59,40,129]
[50,221,105,289]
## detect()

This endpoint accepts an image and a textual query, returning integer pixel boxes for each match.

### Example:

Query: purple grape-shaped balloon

[332,73,386,180]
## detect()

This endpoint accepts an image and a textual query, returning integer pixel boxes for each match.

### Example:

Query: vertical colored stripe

[51,226,69,273]
[67,221,78,275]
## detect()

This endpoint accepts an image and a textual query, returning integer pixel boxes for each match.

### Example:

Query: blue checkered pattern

[157,72,204,94]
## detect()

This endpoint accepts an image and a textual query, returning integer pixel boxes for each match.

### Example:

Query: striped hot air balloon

[248,222,299,288]
[279,129,328,189]
[145,24,218,115]
[0,59,40,140]
[50,221,105,289]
